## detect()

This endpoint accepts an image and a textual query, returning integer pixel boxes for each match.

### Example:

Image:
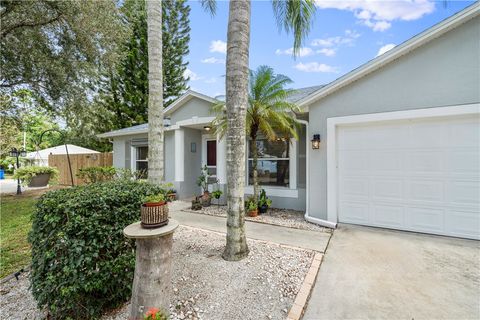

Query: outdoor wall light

[311,134,321,149]
[10,147,26,158]
[204,126,211,131]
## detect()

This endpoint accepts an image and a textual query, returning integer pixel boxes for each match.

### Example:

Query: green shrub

[13,166,58,185]
[77,166,116,184]
[29,180,164,319]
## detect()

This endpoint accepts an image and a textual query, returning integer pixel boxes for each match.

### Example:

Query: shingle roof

[97,85,324,138]
[287,85,324,103]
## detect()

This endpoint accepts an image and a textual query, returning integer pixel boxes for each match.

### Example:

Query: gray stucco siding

[307,16,480,220]
[164,131,175,182]
[169,97,214,124]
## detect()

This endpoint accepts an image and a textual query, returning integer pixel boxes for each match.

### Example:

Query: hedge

[29,180,164,319]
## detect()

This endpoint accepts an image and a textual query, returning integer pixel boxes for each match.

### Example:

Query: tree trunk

[222,0,250,261]
[251,131,259,202]
[146,0,164,184]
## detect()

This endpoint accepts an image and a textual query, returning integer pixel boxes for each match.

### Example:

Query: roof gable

[297,3,479,107]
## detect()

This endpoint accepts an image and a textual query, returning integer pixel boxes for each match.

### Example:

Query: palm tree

[202,0,316,261]
[146,0,163,184]
[212,65,301,202]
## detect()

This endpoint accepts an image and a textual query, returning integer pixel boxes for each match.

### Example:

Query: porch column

[174,128,184,182]
[290,138,297,190]
[216,134,227,184]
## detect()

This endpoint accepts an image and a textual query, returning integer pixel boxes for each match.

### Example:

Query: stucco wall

[169,97,214,124]
[307,16,480,220]
[164,131,175,182]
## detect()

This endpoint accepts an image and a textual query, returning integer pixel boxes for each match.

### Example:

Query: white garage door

[337,114,480,239]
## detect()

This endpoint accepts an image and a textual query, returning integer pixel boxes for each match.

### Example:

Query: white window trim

[246,138,297,192]
[326,103,480,224]
[201,134,217,178]
[131,145,148,171]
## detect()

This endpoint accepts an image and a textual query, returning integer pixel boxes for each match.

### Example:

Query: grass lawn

[0,193,37,278]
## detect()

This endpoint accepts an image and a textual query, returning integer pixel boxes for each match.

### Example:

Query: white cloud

[315,0,435,31]
[201,57,225,64]
[209,40,227,54]
[317,48,336,57]
[311,29,360,48]
[275,47,314,57]
[184,68,201,81]
[294,62,338,73]
[376,43,396,57]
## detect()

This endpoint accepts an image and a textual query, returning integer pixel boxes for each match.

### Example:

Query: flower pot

[28,173,51,187]
[201,192,211,207]
[258,204,268,214]
[247,209,258,217]
[141,202,169,228]
[168,193,176,201]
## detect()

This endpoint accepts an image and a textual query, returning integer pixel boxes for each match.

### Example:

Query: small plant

[196,165,210,194]
[144,307,168,320]
[13,166,58,186]
[258,189,272,213]
[247,199,258,211]
[143,193,166,204]
[77,166,116,184]
[212,190,222,199]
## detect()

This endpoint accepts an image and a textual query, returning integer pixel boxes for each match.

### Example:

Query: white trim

[174,129,184,182]
[290,138,297,190]
[216,134,227,184]
[297,3,479,108]
[244,186,299,198]
[164,90,217,116]
[176,116,215,127]
[326,104,480,224]
[98,128,148,138]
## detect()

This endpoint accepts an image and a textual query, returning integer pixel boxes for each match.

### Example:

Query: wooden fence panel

[48,153,113,185]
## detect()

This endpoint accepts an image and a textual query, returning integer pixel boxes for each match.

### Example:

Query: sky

[184,0,476,97]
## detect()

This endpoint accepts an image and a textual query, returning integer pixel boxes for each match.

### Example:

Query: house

[25,144,100,167]
[99,4,479,240]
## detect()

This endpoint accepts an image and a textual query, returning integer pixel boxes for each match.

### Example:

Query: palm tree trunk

[251,132,259,202]
[222,0,250,261]
[146,0,164,184]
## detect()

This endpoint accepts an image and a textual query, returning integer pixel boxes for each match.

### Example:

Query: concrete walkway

[169,202,331,252]
[303,224,480,320]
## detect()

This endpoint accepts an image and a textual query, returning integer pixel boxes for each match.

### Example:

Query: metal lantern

[311,134,321,149]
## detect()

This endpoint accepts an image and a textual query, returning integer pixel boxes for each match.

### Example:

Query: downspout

[297,119,337,229]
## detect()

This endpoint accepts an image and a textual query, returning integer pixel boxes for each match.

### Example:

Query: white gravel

[1,226,314,320]
[185,205,331,233]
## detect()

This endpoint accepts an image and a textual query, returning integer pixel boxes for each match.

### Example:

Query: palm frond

[200,0,216,17]
[271,0,316,57]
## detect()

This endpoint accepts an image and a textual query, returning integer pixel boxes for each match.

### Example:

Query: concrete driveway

[303,225,480,320]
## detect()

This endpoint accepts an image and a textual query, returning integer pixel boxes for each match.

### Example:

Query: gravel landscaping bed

[1,226,314,320]
[185,205,331,233]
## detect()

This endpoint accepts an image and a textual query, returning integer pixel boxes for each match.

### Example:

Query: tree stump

[123,220,179,319]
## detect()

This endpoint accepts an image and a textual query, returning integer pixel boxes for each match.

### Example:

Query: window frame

[246,138,292,188]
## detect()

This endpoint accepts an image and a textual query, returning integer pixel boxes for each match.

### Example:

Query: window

[135,146,148,173]
[248,139,289,187]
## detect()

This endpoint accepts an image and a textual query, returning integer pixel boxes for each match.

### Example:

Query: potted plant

[161,182,177,201]
[211,189,223,206]
[197,165,211,207]
[191,196,202,210]
[258,189,272,214]
[13,166,58,187]
[246,197,258,217]
[141,193,168,228]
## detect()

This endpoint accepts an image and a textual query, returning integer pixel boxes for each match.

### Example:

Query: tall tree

[0,0,127,111]
[212,65,301,202]
[147,0,164,185]
[100,0,190,130]
[201,0,316,261]
[163,0,191,106]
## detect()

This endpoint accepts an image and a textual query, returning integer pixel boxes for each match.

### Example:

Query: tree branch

[1,14,61,38]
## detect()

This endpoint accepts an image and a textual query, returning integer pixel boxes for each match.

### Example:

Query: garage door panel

[447,181,480,205]
[372,179,403,201]
[339,202,370,223]
[407,179,444,203]
[445,210,480,239]
[337,113,480,240]
[407,207,445,232]
[373,205,404,227]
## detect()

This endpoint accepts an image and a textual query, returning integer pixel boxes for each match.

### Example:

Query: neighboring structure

[99,4,479,240]
[25,144,99,167]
